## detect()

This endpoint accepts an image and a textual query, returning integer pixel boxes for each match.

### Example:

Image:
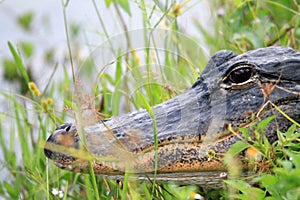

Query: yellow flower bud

[28,82,40,97]
[172,4,182,16]
[47,98,53,105]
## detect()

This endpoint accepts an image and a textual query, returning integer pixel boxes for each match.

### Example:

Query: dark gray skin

[44,46,300,188]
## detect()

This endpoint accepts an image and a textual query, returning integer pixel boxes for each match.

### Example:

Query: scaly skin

[44,46,300,188]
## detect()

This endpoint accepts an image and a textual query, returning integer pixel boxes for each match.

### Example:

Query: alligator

[44,46,300,189]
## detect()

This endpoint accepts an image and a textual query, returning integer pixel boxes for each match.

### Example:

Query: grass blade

[7,41,30,84]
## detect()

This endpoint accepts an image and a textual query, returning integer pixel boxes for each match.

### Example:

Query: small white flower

[253,18,261,24]
[51,188,59,195]
[193,193,204,200]
[51,188,64,198]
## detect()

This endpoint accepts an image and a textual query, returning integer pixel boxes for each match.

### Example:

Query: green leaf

[17,11,34,31]
[63,99,74,109]
[6,151,16,169]
[225,180,266,199]
[20,42,34,58]
[284,151,300,169]
[112,84,123,116]
[2,59,19,80]
[261,134,271,153]
[121,170,129,200]
[83,174,94,200]
[115,50,122,84]
[88,161,100,200]
[239,127,251,141]
[256,115,275,134]
[264,197,277,200]
[284,124,297,138]
[3,181,18,198]
[104,0,112,7]
[100,79,112,115]
[102,74,115,85]
[233,0,244,7]
[114,0,131,16]
[286,188,300,200]
[244,188,266,199]
[255,174,279,197]
[104,0,131,15]
[227,140,250,157]
[277,160,293,171]
[136,91,149,111]
[0,183,5,196]
[257,174,277,185]
[224,179,251,192]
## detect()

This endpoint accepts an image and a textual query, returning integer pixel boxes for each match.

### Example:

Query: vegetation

[0,0,299,199]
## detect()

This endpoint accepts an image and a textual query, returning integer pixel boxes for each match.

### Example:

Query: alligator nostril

[65,125,71,132]
[55,123,73,131]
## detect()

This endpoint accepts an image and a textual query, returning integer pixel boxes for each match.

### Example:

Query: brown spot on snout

[55,133,77,147]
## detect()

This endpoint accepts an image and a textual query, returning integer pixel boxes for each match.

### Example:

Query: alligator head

[44,46,300,181]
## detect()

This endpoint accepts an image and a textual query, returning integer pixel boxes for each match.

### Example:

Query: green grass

[0,0,300,199]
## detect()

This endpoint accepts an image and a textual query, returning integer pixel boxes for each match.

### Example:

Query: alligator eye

[221,65,257,90]
[227,65,254,84]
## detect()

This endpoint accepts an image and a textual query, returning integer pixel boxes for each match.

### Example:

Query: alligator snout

[44,123,79,166]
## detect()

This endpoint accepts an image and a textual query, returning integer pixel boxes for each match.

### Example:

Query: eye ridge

[227,65,255,84]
